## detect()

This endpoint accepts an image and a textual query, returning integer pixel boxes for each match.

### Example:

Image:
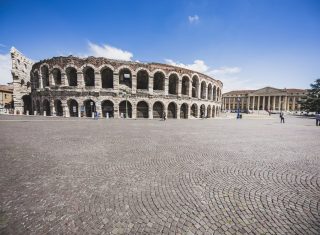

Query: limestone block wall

[12,53,223,118]
[11,47,33,114]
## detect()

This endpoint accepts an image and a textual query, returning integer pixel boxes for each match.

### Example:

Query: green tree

[300,79,320,112]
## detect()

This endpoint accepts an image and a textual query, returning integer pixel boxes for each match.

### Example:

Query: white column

[293,97,296,111]
[252,96,255,110]
[228,97,231,110]
[267,96,271,111]
[272,96,276,111]
[257,96,260,111]
[165,77,169,95]
[177,78,182,97]
[149,76,153,95]
[278,96,281,111]
[262,96,265,110]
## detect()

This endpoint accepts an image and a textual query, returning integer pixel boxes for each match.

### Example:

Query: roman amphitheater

[11,48,222,119]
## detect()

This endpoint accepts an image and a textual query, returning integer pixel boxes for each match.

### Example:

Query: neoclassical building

[222,87,307,113]
[11,48,223,119]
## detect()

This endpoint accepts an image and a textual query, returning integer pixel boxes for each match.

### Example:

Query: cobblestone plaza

[0,116,319,234]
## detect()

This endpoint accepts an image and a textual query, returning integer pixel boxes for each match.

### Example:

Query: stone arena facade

[11,48,223,119]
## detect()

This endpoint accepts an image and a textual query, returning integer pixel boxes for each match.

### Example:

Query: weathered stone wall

[13,53,223,118]
[11,47,33,114]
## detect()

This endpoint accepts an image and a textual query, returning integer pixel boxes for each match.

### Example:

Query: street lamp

[237,95,241,119]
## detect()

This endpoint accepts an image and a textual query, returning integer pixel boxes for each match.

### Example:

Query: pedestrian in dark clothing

[316,113,320,126]
[280,112,285,123]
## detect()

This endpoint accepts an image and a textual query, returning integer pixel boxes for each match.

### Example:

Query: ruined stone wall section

[11,47,33,114]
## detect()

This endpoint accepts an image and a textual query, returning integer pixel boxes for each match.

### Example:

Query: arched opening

[43,99,51,116]
[153,101,164,119]
[83,99,95,117]
[119,68,132,88]
[192,76,199,98]
[217,87,221,101]
[84,67,95,87]
[22,95,32,115]
[153,72,165,90]
[212,106,216,118]
[200,104,205,118]
[168,74,178,95]
[207,105,212,118]
[180,103,188,119]
[101,68,113,88]
[66,67,78,86]
[54,100,63,116]
[167,102,177,119]
[181,76,189,96]
[33,71,40,89]
[137,101,149,118]
[36,100,40,115]
[213,86,217,101]
[208,84,212,100]
[41,66,49,87]
[119,100,132,118]
[52,68,62,86]
[201,81,206,99]
[137,70,149,90]
[101,100,114,118]
[68,99,78,117]
[191,104,198,118]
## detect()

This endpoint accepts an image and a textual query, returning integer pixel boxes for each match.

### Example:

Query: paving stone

[0,116,319,234]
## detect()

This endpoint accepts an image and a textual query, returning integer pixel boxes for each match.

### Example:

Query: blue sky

[0,0,319,91]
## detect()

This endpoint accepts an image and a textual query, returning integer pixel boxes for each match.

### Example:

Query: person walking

[162,111,166,121]
[316,112,320,126]
[280,112,285,123]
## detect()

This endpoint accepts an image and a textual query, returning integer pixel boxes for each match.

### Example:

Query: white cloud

[0,53,12,85]
[88,42,133,61]
[165,59,208,73]
[188,15,199,23]
[211,67,241,75]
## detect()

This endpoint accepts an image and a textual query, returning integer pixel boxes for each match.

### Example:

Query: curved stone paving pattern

[0,115,319,234]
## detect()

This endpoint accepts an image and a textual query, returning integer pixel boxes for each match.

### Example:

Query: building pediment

[250,87,284,95]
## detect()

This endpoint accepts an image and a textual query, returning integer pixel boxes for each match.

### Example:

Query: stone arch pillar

[148,103,153,119]
[61,72,66,86]
[149,76,153,95]
[96,100,102,117]
[176,103,180,119]
[77,72,84,88]
[177,78,182,97]
[62,101,69,117]
[164,76,169,95]
[132,102,137,119]
[132,74,137,94]
[95,71,101,89]
[188,80,192,97]
[113,72,119,94]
